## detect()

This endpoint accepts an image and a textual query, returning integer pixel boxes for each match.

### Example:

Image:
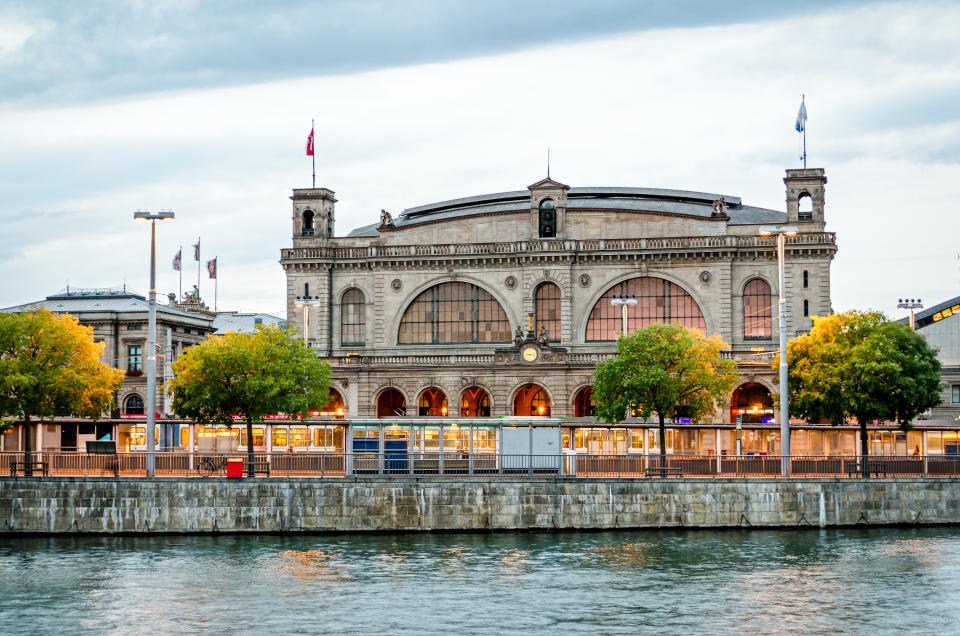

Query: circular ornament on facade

[521,343,539,362]
[579,273,591,288]
[391,278,402,292]
[505,276,518,290]
[699,271,712,284]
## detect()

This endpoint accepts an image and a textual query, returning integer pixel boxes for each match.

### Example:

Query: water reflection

[2,528,960,633]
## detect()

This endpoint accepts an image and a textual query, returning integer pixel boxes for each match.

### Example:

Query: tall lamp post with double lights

[134,210,175,478]
[294,299,324,346]
[759,225,798,477]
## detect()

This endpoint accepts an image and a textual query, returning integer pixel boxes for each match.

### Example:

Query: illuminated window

[291,428,310,447]
[240,428,265,447]
[313,427,344,448]
[180,428,189,447]
[315,388,345,418]
[341,288,366,346]
[513,384,551,416]
[460,387,490,417]
[272,428,288,447]
[573,387,595,417]
[125,395,144,415]
[398,282,510,344]
[743,278,772,340]
[377,388,406,417]
[731,383,774,424]
[585,277,705,341]
[534,282,561,343]
[418,388,448,416]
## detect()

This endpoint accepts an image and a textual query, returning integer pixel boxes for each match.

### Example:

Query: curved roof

[347,185,785,237]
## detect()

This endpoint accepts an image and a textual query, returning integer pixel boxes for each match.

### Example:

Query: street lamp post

[610,294,637,336]
[897,298,923,330]
[134,210,175,478]
[759,225,798,477]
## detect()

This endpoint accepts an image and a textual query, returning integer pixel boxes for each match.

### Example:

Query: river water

[2,528,958,634]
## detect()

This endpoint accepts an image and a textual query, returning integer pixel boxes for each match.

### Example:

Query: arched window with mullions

[743,278,772,340]
[585,277,705,341]
[534,282,561,343]
[398,282,511,344]
[125,395,145,415]
[341,288,366,346]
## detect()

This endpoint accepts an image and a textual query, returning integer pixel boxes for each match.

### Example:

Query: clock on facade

[521,344,539,362]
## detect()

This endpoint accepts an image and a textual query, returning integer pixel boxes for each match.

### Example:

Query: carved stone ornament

[579,273,591,288]
[378,209,394,229]
[505,275,518,290]
[391,278,402,292]
[699,271,712,284]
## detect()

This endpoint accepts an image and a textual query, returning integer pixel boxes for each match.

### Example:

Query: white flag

[795,97,807,133]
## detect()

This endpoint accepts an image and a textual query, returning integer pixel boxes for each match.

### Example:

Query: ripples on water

[3,528,960,634]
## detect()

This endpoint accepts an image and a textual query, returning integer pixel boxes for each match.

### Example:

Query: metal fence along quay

[3,452,960,478]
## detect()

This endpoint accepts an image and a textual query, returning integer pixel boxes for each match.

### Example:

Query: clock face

[522,346,538,362]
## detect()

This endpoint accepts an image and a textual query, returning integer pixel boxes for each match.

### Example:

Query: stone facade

[281,170,837,422]
[1,477,956,534]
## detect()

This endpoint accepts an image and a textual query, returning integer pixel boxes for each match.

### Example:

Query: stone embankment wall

[1,478,957,535]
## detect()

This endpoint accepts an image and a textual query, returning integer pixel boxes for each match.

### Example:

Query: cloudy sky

[1,0,958,320]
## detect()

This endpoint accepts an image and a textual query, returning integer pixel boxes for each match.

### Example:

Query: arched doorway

[460,387,490,417]
[573,386,595,417]
[376,388,406,418]
[730,383,774,423]
[513,384,551,416]
[310,388,345,418]
[418,387,448,416]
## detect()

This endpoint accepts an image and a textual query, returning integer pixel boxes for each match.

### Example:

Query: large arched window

[376,388,406,418]
[731,383,774,424]
[535,282,561,343]
[513,384,551,416]
[341,288,366,346]
[398,282,511,344]
[125,395,145,415]
[743,278,772,340]
[418,387,448,416]
[311,388,345,418]
[460,387,491,417]
[585,277,705,341]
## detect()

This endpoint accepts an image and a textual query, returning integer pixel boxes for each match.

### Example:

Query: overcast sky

[1,0,958,321]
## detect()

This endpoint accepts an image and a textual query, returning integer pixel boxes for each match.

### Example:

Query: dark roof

[901,295,960,330]
[346,185,784,236]
[213,312,287,334]
[1,288,215,325]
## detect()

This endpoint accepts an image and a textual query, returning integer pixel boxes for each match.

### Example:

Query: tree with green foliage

[782,311,941,477]
[0,308,124,475]
[168,324,331,478]
[592,323,739,474]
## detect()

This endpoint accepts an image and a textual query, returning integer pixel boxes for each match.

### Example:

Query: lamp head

[758,225,799,237]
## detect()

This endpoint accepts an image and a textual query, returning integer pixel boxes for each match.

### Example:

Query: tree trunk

[860,418,869,479]
[22,415,33,477]
[245,415,256,479]
[659,414,667,478]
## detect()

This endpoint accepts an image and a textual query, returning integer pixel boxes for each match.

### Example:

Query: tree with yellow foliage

[0,308,124,475]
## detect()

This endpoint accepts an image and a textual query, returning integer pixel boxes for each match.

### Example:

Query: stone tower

[291,188,337,242]
[784,168,827,230]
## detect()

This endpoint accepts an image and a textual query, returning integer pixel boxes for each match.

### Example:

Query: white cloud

[1,1,958,322]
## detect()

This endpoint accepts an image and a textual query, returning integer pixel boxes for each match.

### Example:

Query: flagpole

[802,94,807,169]
[311,118,316,188]
[214,258,218,312]
[178,245,182,301]
[196,237,201,299]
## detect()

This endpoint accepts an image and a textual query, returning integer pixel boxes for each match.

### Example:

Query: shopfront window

[291,427,310,447]
[240,427,265,447]
[272,428,288,447]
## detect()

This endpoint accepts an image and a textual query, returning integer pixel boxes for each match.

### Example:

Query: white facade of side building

[281,168,835,425]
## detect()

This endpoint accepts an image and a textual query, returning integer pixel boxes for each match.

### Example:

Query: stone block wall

[1,478,957,535]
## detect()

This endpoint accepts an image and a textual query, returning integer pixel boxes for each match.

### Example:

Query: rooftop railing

[282,233,837,261]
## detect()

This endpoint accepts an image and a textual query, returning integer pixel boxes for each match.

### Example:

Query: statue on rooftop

[379,209,394,228]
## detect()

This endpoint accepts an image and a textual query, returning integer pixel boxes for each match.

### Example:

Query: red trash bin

[226,457,244,478]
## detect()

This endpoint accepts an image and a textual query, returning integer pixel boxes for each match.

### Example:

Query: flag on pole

[795,97,807,133]
[207,258,217,279]
[193,240,200,261]
[306,126,315,156]
[173,248,181,271]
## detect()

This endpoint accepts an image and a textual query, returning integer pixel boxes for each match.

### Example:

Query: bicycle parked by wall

[197,456,228,477]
